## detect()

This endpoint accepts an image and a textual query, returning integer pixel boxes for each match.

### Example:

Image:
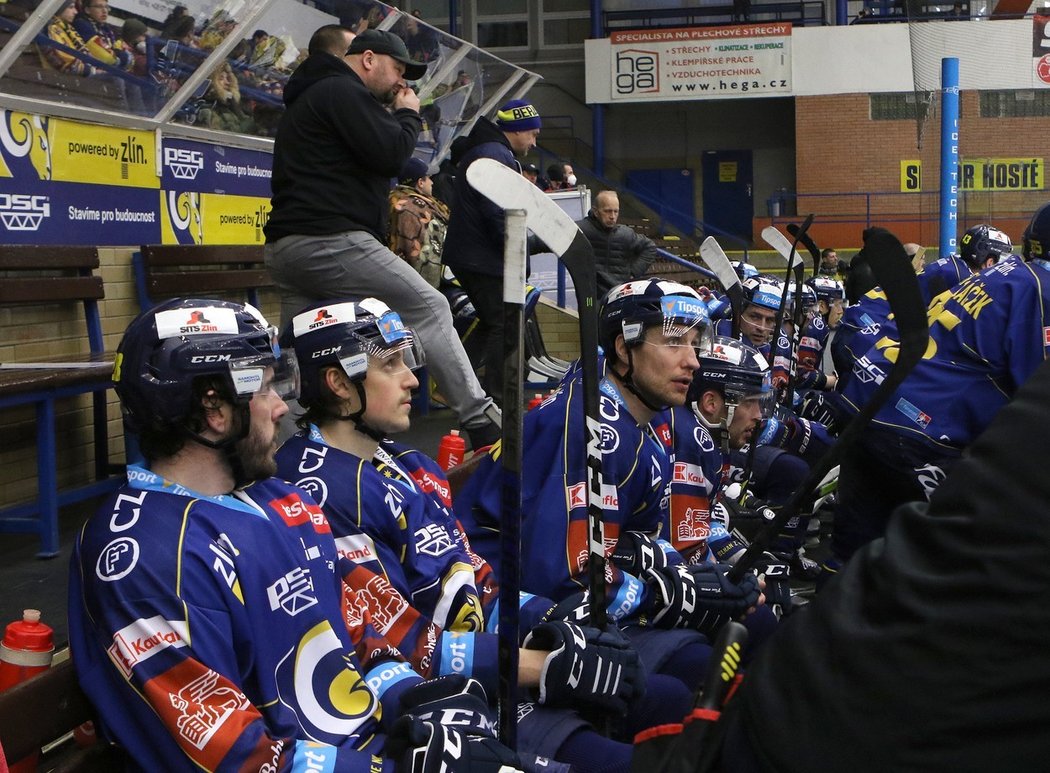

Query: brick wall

[795,92,1047,250]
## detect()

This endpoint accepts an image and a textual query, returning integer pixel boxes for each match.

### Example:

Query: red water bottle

[0,609,55,773]
[436,429,466,470]
[527,393,543,411]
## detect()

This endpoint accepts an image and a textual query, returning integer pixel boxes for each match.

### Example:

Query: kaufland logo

[0,193,49,231]
[164,146,204,180]
[673,462,706,486]
[107,615,188,677]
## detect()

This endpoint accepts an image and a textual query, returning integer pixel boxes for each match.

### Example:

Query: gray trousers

[265,230,494,427]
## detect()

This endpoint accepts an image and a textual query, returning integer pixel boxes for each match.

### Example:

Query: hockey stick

[630,621,748,773]
[495,209,527,747]
[762,219,812,408]
[727,229,929,582]
[786,221,822,276]
[466,159,609,633]
[699,236,743,338]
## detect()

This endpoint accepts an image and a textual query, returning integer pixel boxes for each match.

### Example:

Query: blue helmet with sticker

[959,224,1013,268]
[805,275,845,305]
[114,297,296,435]
[689,336,772,408]
[280,298,425,412]
[598,278,710,356]
[742,274,786,313]
[730,260,760,281]
[1023,202,1050,262]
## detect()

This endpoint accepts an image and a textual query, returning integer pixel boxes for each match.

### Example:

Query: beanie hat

[122,17,147,39]
[495,99,541,132]
[399,156,429,185]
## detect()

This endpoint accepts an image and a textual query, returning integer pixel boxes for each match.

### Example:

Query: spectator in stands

[399,10,440,64]
[41,1,96,77]
[160,4,188,32]
[818,247,841,276]
[522,162,541,187]
[576,189,659,300]
[544,161,577,191]
[389,156,450,288]
[73,0,143,112]
[250,30,285,70]
[161,10,195,43]
[199,61,255,133]
[197,10,236,51]
[443,98,542,406]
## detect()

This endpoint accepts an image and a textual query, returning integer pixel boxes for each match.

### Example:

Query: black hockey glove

[752,552,792,619]
[611,530,670,575]
[643,563,760,637]
[797,391,842,433]
[388,675,523,773]
[715,495,776,546]
[523,620,645,715]
[543,590,599,626]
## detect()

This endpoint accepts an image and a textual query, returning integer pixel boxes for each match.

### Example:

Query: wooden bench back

[134,244,271,309]
[0,245,105,353]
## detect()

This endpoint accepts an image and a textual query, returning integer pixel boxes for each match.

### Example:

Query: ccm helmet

[114,297,296,437]
[598,278,710,354]
[959,224,1013,269]
[730,260,760,281]
[1022,202,1050,263]
[689,336,772,445]
[741,274,786,313]
[806,275,845,305]
[281,298,424,436]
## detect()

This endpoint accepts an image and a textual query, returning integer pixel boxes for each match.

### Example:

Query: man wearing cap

[265,24,501,448]
[443,98,542,404]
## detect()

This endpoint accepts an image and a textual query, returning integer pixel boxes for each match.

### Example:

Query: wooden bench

[0,246,121,557]
[0,651,121,771]
[132,244,272,310]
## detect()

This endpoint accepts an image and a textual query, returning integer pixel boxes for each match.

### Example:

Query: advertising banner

[609,24,792,102]
[900,158,1044,192]
[1034,15,1050,88]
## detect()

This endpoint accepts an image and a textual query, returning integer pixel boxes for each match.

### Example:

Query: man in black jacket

[577,190,658,301]
[443,98,541,404]
[264,25,500,447]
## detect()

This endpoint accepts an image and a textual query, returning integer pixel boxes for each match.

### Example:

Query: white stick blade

[761,226,804,269]
[466,158,578,256]
[699,236,741,291]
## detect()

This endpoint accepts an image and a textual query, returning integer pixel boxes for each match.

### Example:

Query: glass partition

[0,0,538,146]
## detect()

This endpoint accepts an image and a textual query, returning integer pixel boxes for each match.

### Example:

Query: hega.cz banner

[610,24,792,102]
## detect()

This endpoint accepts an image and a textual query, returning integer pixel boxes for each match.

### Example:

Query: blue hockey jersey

[454,372,667,617]
[842,259,1050,451]
[68,467,396,772]
[916,254,971,306]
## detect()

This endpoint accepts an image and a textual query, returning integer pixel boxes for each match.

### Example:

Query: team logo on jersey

[294,476,329,508]
[96,537,139,581]
[652,421,672,448]
[267,566,318,616]
[852,355,886,386]
[414,523,456,557]
[107,615,189,677]
[599,424,620,453]
[270,493,331,534]
[693,425,716,452]
[895,397,931,429]
[567,482,587,509]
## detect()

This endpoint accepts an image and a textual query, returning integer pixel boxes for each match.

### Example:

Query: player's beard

[234,418,279,482]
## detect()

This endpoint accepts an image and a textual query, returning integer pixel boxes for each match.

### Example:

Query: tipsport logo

[0,193,50,231]
[614,49,660,96]
[164,146,205,180]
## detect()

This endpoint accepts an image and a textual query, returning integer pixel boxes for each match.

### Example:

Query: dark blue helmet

[1023,202,1050,262]
[114,298,296,434]
[689,336,772,411]
[805,275,845,305]
[598,278,710,355]
[281,297,424,410]
[959,224,1012,268]
[730,260,759,281]
[741,274,785,313]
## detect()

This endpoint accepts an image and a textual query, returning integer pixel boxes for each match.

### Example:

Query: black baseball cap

[347,29,427,81]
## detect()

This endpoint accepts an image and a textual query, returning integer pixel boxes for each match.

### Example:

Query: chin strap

[612,348,667,413]
[333,382,387,442]
[691,402,731,455]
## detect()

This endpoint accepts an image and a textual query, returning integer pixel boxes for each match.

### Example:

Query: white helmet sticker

[155,307,239,339]
[292,302,358,337]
